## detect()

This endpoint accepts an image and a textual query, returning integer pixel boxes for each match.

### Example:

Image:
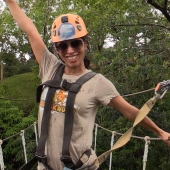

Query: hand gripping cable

[94,80,170,167]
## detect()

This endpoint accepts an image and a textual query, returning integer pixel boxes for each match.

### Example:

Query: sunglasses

[55,39,84,52]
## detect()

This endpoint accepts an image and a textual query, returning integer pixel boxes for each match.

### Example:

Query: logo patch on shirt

[40,89,78,114]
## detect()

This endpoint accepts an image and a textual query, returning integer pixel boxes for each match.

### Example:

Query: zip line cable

[122,88,155,97]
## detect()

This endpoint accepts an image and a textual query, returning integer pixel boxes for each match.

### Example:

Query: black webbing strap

[19,157,37,170]
[60,71,97,169]
[35,87,56,170]
[36,65,65,169]
[20,64,65,170]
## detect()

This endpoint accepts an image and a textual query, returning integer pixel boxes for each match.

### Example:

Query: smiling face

[56,38,88,73]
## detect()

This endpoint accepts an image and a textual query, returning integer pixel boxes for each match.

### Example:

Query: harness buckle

[60,155,72,162]
[60,79,67,90]
[60,79,72,91]
[80,153,89,164]
[69,83,82,93]
[60,155,74,168]
[35,152,47,164]
[155,80,170,99]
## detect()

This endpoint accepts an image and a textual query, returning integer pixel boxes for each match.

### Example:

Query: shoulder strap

[36,64,65,158]
[19,63,65,170]
[22,68,97,170]
[36,64,65,103]
[61,71,97,169]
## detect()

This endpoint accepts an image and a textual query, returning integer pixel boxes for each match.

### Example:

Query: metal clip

[155,80,170,99]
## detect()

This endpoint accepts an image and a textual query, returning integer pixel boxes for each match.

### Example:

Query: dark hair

[84,56,90,69]
[82,36,91,69]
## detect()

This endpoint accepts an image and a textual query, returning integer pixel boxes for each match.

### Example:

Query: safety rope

[122,88,155,97]
[0,140,5,170]
[143,136,150,170]
[96,123,161,141]
[0,121,165,170]
[0,121,38,169]
[94,124,98,152]
[0,85,160,102]
[93,124,161,170]
[0,81,167,102]
[34,122,38,146]
[98,95,157,164]
[94,80,170,167]
[1,121,37,143]
[20,130,28,163]
[0,87,152,101]
[109,132,115,170]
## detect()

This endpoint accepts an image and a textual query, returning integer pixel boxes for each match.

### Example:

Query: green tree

[0,99,37,169]
[1,0,170,169]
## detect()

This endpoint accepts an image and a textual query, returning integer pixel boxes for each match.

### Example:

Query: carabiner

[155,80,170,99]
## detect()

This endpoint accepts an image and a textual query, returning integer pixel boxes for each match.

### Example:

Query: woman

[3,0,170,170]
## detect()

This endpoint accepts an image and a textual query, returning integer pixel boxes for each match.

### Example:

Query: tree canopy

[0,0,170,169]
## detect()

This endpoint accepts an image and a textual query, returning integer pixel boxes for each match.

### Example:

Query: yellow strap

[94,94,160,167]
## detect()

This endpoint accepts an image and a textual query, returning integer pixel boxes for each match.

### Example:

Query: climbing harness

[93,80,170,168]
[19,64,97,170]
[0,140,5,170]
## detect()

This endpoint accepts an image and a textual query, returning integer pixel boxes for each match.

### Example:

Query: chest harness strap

[19,64,97,170]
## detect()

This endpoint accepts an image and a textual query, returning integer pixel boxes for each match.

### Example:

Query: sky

[0,0,3,6]
[0,0,5,13]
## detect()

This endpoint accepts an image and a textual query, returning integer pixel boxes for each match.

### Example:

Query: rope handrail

[0,87,156,102]
[95,123,161,141]
[94,123,160,170]
[0,80,169,102]
[122,88,155,97]
[0,121,164,170]
[1,122,161,146]
[0,121,39,170]
[2,121,37,143]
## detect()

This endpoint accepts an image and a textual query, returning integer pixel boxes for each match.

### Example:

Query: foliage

[0,71,38,112]
[0,0,170,169]
[0,56,40,169]
[0,52,36,78]
[0,99,37,169]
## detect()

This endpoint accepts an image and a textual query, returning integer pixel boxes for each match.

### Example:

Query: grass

[0,72,40,112]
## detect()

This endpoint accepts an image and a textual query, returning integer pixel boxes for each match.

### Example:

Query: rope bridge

[0,121,161,170]
[0,80,169,169]
[94,124,161,170]
[0,122,38,170]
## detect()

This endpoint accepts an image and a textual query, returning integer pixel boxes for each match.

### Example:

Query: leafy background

[0,0,170,169]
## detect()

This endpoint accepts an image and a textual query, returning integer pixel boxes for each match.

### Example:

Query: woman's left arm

[108,95,170,145]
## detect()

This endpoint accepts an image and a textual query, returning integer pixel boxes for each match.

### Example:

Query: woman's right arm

[4,0,45,65]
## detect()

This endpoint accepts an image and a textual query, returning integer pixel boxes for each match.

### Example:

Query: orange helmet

[51,13,88,43]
